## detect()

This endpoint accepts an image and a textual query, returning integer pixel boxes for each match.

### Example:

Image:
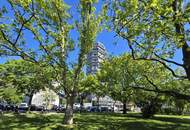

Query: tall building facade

[87,42,106,75]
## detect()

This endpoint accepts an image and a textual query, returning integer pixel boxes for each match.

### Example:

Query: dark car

[0,104,4,110]
[57,105,66,113]
[36,105,45,111]
[90,106,101,112]
[100,107,109,112]
[0,103,5,112]
[5,104,17,111]
[52,105,59,111]
[29,105,37,111]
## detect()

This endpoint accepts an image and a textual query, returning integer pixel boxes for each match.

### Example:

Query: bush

[141,101,161,118]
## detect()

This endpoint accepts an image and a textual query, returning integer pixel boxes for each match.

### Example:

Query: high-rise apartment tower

[87,42,106,74]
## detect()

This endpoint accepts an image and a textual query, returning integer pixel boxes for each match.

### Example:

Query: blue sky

[0,0,184,67]
[0,0,129,64]
[56,0,130,64]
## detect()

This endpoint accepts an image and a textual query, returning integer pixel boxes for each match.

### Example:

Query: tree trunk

[28,90,35,106]
[59,96,63,106]
[28,94,33,106]
[28,95,32,112]
[123,101,127,114]
[173,0,190,80]
[97,96,100,112]
[28,91,34,111]
[80,95,84,113]
[182,44,190,80]
[113,100,116,112]
[64,96,75,125]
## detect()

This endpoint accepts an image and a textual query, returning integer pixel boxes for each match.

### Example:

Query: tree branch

[0,30,38,63]
[132,86,190,100]
[126,66,190,100]
[117,32,187,79]
[14,14,35,46]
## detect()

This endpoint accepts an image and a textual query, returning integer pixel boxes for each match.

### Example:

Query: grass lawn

[0,112,190,130]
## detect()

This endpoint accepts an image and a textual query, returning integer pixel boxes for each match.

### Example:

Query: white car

[18,103,28,110]
[74,103,80,110]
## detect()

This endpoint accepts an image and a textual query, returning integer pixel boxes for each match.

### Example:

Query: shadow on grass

[1,112,190,130]
[0,113,63,130]
[52,113,190,130]
[151,116,190,125]
[72,113,189,130]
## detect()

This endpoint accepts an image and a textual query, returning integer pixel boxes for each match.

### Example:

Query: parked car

[5,104,17,111]
[57,105,66,113]
[0,109,2,114]
[0,103,5,111]
[100,106,109,112]
[89,106,101,112]
[74,103,80,109]
[18,103,28,112]
[52,105,59,111]
[35,105,45,111]
[29,105,37,111]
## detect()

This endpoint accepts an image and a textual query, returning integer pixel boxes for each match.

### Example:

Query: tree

[42,88,56,110]
[104,0,190,101]
[0,0,106,124]
[78,74,96,110]
[0,60,54,106]
[174,98,187,115]
[110,0,190,79]
[0,87,23,104]
[98,55,138,114]
[98,54,189,117]
[79,74,107,110]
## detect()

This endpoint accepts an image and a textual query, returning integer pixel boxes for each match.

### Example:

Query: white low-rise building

[31,88,59,109]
